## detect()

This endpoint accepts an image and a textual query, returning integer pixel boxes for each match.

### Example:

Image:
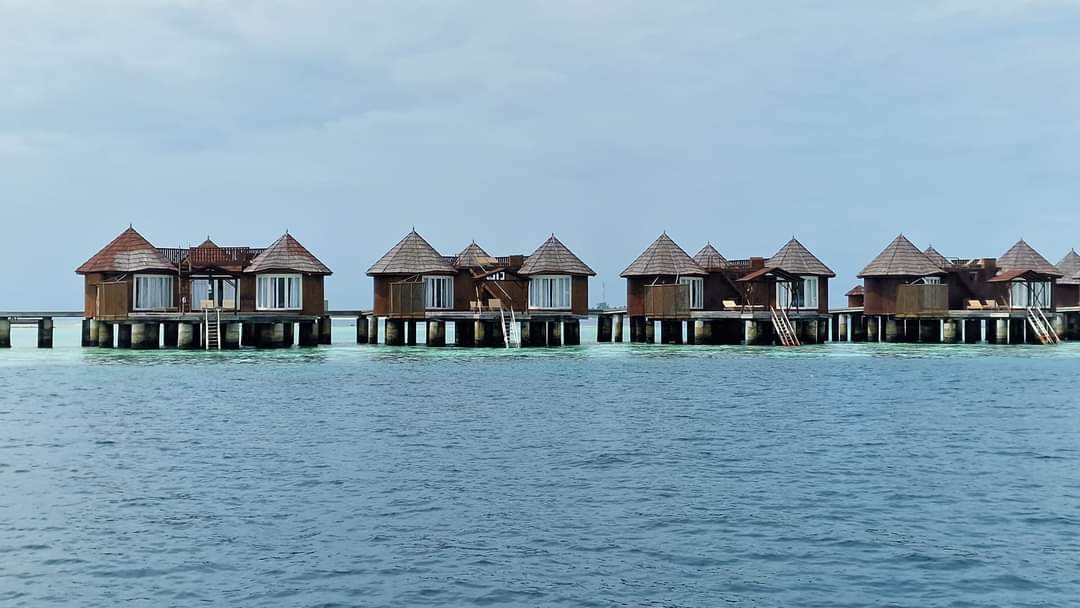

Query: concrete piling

[995,319,1009,344]
[744,319,759,345]
[367,316,379,345]
[694,320,712,345]
[564,320,581,346]
[474,320,487,347]
[355,316,368,344]
[838,316,848,342]
[527,321,546,347]
[117,324,132,349]
[455,320,473,346]
[406,321,417,346]
[318,316,332,345]
[644,320,655,344]
[547,321,562,346]
[223,322,241,349]
[520,321,531,347]
[943,320,959,344]
[98,322,114,348]
[614,314,624,343]
[427,320,446,347]
[867,317,879,342]
[37,317,53,348]
[271,323,286,348]
[163,321,179,348]
[885,319,899,343]
[81,319,94,347]
[0,318,10,348]
[385,319,404,346]
[660,320,682,345]
[299,321,319,347]
[629,316,645,343]
[178,322,195,349]
[597,315,613,342]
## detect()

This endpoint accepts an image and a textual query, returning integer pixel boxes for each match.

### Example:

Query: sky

[3,0,1080,309]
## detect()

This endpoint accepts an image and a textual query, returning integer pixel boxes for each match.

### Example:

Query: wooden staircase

[770,306,800,346]
[1026,307,1060,345]
[204,308,221,350]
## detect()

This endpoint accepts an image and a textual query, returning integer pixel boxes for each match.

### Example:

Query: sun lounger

[967,300,982,310]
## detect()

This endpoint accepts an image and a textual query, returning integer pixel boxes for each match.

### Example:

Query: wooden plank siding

[895,284,949,317]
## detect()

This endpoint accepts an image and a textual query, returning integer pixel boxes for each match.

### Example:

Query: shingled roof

[996,240,1062,277]
[1056,250,1080,286]
[767,238,835,277]
[519,235,595,276]
[858,234,944,278]
[846,285,864,296]
[454,242,495,269]
[621,233,705,277]
[76,227,175,274]
[924,246,947,268]
[367,230,455,276]
[247,233,331,275]
[693,243,727,272]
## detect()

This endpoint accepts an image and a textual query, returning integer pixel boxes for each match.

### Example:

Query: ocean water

[2,320,1079,607]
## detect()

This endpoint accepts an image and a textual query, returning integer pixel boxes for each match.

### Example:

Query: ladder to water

[204,308,221,350]
[1026,306,1060,345]
[499,305,521,348]
[770,306,800,346]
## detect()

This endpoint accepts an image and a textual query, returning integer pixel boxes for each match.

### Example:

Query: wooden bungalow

[845,286,864,308]
[76,227,332,349]
[1054,250,1080,308]
[622,234,832,345]
[851,234,1064,344]
[367,230,594,347]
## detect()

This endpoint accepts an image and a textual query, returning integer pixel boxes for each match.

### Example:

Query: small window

[529,275,571,309]
[256,274,302,310]
[679,277,703,309]
[134,274,175,310]
[486,271,505,281]
[424,276,453,309]
[776,277,818,309]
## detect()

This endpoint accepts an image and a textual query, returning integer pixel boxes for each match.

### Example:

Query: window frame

[423,275,454,310]
[679,277,704,310]
[133,273,175,311]
[256,273,303,311]
[528,275,572,310]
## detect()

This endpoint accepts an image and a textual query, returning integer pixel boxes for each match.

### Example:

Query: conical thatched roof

[76,226,175,274]
[519,235,595,276]
[454,242,494,268]
[368,230,455,276]
[247,233,331,275]
[858,234,943,278]
[924,246,947,268]
[997,240,1062,276]
[621,233,705,277]
[845,285,864,296]
[1056,250,1080,285]
[767,238,834,277]
[693,243,727,272]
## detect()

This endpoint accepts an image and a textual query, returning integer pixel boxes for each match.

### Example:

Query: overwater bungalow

[622,233,833,345]
[1054,250,1080,308]
[367,230,595,347]
[846,234,1066,344]
[75,227,332,349]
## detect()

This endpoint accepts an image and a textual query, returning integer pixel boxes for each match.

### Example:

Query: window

[529,275,571,309]
[776,277,818,309]
[424,276,453,309]
[134,274,174,310]
[256,274,302,310]
[191,278,237,310]
[920,276,941,285]
[1012,280,1051,309]
[486,271,505,281]
[680,277,703,309]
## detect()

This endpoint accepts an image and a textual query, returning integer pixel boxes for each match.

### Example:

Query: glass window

[1015,280,1052,309]
[134,275,174,310]
[803,277,819,309]
[679,277,703,309]
[424,276,453,309]
[192,278,237,310]
[256,274,302,310]
[777,278,817,309]
[529,275,572,309]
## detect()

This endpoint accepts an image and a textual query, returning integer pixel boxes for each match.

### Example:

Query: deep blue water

[2,321,1080,606]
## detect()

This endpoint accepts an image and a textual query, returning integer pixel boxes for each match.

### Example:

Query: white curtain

[529,276,571,309]
[257,275,302,310]
[135,275,174,309]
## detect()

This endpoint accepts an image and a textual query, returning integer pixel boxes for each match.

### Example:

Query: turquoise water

[2,320,1080,606]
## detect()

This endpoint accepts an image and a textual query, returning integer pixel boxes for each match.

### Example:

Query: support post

[866,316,879,342]
[694,320,711,345]
[527,321,545,347]
[81,319,94,347]
[744,319,759,345]
[564,320,581,346]
[644,320,655,343]
[178,322,195,349]
[98,322,114,348]
[0,317,10,348]
[117,324,132,348]
[318,315,332,345]
[406,320,417,346]
[943,320,959,344]
[367,316,379,345]
[614,314,624,343]
[385,319,404,346]
[299,321,319,347]
[242,322,255,347]
[838,315,848,342]
[629,316,645,343]
[547,321,562,346]
[130,323,146,349]
[597,315,613,342]
[163,321,179,348]
[223,322,241,349]
[356,316,368,344]
[519,321,531,347]
[885,319,899,343]
[660,320,682,344]
[474,320,488,347]
[37,317,54,348]
[455,320,473,346]
[427,320,446,347]
[995,319,1009,344]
